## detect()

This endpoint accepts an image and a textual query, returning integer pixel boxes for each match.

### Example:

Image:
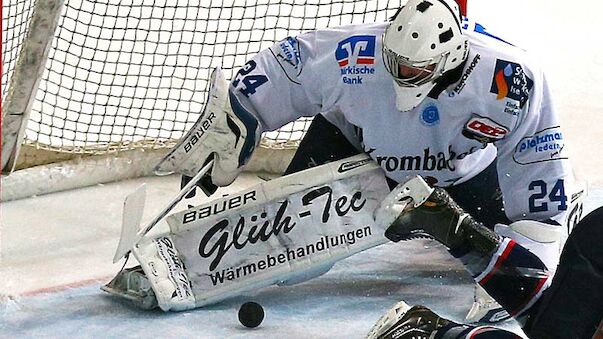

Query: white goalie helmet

[383,0,469,111]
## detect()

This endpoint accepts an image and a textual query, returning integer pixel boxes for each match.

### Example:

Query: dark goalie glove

[374,176,501,254]
[155,67,261,188]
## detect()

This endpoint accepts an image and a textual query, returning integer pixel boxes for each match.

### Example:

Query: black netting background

[3,0,404,154]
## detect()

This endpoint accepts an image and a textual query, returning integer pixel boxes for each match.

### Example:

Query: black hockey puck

[238,301,264,328]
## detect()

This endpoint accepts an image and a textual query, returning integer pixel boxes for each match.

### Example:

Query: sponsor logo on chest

[374,145,482,172]
[490,59,533,108]
[335,35,377,85]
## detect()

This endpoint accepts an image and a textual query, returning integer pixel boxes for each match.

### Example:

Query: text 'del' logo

[462,115,508,144]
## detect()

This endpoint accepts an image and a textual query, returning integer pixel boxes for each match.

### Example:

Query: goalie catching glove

[155,67,262,187]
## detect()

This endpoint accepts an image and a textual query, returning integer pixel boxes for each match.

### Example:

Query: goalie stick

[112,160,214,263]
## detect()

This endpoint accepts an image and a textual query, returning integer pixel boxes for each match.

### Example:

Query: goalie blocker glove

[155,67,262,187]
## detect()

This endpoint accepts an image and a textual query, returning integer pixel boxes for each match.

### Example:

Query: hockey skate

[101,266,158,310]
[465,284,511,323]
[366,300,451,339]
[367,300,521,339]
[383,181,501,255]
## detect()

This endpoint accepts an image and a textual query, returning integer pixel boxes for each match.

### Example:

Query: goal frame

[1,0,468,201]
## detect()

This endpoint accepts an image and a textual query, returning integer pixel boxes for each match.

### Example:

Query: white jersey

[229,19,574,223]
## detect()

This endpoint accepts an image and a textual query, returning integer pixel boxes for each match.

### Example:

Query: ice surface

[1,173,601,338]
[0,177,513,338]
[0,238,477,338]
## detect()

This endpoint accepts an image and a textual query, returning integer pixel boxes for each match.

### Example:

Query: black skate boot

[367,300,522,339]
[367,300,452,339]
[385,185,501,255]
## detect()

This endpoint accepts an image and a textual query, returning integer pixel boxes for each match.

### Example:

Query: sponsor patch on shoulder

[462,115,508,144]
[270,36,302,83]
[490,59,533,108]
[513,126,566,164]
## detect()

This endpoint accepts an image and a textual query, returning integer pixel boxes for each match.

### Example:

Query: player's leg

[523,205,603,339]
[445,158,511,227]
[373,200,603,339]
[594,319,603,339]
[380,179,551,319]
[283,114,361,175]
[291,117,531,322]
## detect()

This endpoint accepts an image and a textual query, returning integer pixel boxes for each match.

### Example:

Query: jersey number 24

[232,60,269,97]
[528,179,567,213]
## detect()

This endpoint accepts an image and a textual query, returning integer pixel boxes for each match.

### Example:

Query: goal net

[2,0,404,200]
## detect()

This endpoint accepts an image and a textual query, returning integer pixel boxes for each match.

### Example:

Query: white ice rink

[2,1,603,338]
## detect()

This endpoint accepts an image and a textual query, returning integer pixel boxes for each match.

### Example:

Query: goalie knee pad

[474,238,551,317]
[494,220,564,274]
[134,236,196,311]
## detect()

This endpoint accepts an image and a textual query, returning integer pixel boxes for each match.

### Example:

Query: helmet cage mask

[381,0,469,111]
[382,40,450,88]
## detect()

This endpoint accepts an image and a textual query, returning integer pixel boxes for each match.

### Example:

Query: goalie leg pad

[112,155,393,311]
[133,236,196,311]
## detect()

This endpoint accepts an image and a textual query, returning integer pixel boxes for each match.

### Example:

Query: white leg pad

[132,154,394,311]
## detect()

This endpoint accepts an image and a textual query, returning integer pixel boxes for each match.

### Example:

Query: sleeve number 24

[528,179,567,213]
[232,60,268,97]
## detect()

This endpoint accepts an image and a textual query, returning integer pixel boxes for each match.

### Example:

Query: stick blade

[113,184,147,263]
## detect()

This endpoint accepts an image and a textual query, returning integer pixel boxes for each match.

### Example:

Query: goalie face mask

[382,0,469,111]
